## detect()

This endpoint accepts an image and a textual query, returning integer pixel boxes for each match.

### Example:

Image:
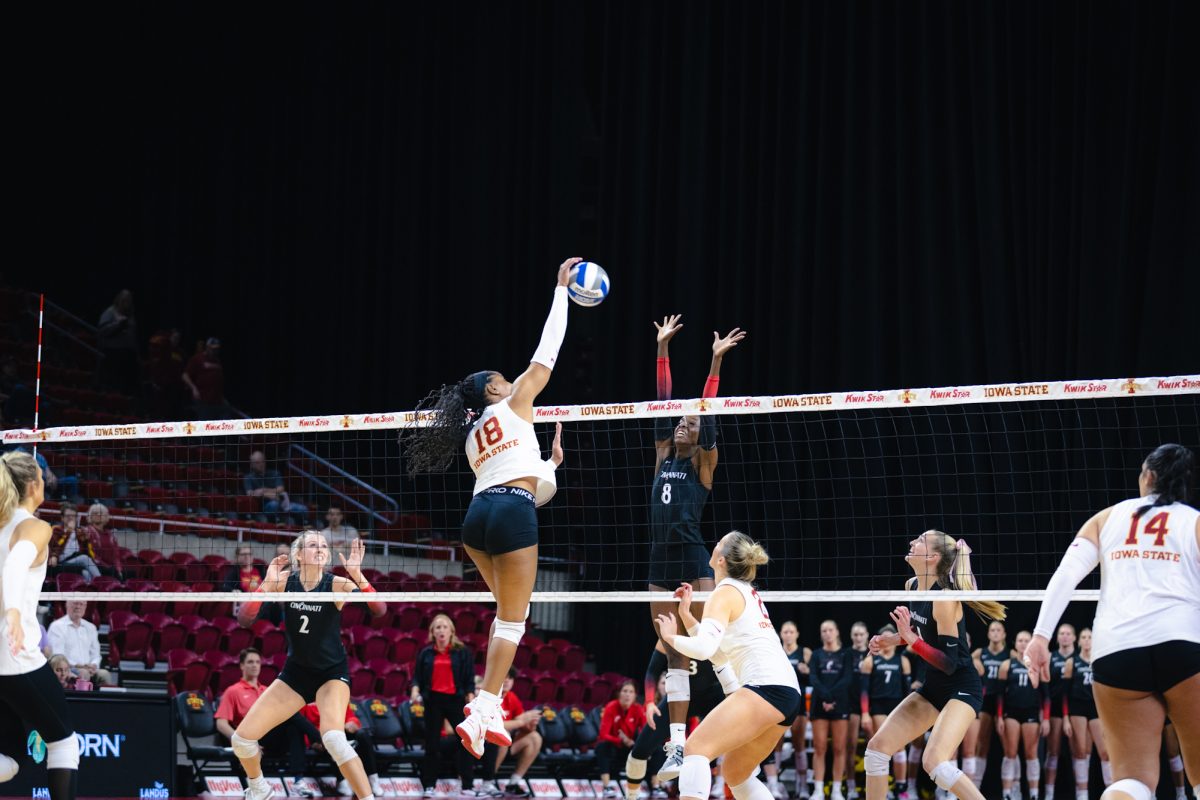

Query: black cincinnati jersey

[1049,649,1074,699]
[650,455,709,547]
[848,648,868,701]
[1004,657,1045,709]
[868,653,905,702]
[810,647,853,704]
[785,647,807,689]
[282,572,348,671]
[686,655,720,696]
[908,584,974,674]
[979,647,1008,697]
[1069,654,1095,702]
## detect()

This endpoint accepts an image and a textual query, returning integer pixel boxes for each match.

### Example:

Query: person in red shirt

[221,546,265,592]
[597,681,647,798]
[412,614,478,796]
[183,336,233,419]
[475,669,544,797]
[80,503,124,579]
[213,648,315,796]
[301,702,383,797]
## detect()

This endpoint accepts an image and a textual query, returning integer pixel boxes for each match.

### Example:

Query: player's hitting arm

[511,257,580,414]
[696,327,745,487]
[653,314,683,467]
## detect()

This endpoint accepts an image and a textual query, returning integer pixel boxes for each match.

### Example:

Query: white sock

[670,723,687,747]
[1076,792,1088,800]
[362,795,375,800]
[248,775,268,789]
[1045,787,1055,800]
[1100,760,1112,786]
[512,772,525,783]
[766,776,779,789]
[475,689,500,712]
[815,782,826,797]
[847,778,856,794]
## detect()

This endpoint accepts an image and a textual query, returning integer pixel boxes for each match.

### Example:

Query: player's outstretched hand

[264,554,290,587]
[712,328,746,358]
[654,314,684,344]
[889,606,916,645]
[557,257,583,287]
[1024,634,1052,688]
[338,538,366,579]
[655,612,678,642]
[551,422,565,467]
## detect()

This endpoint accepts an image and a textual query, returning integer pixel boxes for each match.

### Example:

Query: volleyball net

[8,373,1196,606]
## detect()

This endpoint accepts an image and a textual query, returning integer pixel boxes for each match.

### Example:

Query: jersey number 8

[661,483,672,504]
[473,418,505,452]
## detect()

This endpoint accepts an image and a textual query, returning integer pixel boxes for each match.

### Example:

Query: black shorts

[980,693,999,717]
[1004,705,1041,724]
[809,697,849,721]
[917,668,983,713]
[869,696,901,717]
[1048,693,1067,718]
[1067,697,1098,720]
[462,487,538,556]
[630,685,725,759]
[647,542,713,587]
[1093,640,1200,694]
[746,684,802,727]
[0,663,75,762]
[277,659,350,703]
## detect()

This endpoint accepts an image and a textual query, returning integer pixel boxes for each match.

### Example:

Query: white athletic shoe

[243,779,275,800]
[603,784,622,799]
[710,776,726,799]
[455,710,487,759]
[795,780,810,800]
[463,701,513,748]
[769,782,788,800]
[337,778,354,796]
[847,788,859,800]
[831,784,845,800]
[657,742,685,781]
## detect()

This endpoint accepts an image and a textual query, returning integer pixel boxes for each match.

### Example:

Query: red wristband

[702,375,720,399]
[656,357,672,400]
[360,584,376,593]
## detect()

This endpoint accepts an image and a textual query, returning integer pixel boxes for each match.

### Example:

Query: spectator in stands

[301,702,384,797]
[97,288,140,395]
[47,600,111,686]
[183,336,233,419]
[49,503,101,581]
[81,502,125,578]
[50,654,76,690]
[596,681,646,798]
[214,648,317,797]
[244,451,308,524]
[321,505,359,551]
[146,328,188,420]
[1,445,74,499]
[475,668,543,797]
[412,614,478,796]
[221,545,265,592]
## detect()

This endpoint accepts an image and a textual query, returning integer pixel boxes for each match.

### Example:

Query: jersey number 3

[473,418,505,452]
[1125,511,1170,547]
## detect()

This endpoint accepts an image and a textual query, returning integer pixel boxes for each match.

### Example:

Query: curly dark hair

[401,372,494,476]
[1136,443,1194,518]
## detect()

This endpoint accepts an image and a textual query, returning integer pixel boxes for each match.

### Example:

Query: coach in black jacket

[411,613,477,792]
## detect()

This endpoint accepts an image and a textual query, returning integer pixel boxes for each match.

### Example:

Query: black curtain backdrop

[10,1,1200,700]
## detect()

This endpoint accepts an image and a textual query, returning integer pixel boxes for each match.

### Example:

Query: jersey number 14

[1125,511,1170,547]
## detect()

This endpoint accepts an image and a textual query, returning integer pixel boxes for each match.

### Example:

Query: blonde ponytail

[927,531,1007,622]
[0,451,39,527]
[722,530,770,583]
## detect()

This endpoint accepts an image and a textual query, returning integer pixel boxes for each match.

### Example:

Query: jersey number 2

[473,418,505,452]
[298,615,310,634]
[1125,512,1170,547]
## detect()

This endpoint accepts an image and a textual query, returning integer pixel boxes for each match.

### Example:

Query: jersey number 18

[473,418,505,452]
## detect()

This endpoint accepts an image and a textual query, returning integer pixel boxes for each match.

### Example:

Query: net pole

[32,292,44,457]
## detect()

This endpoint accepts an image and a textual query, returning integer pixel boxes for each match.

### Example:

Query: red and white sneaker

[455,712,486,759]
[462,701,512,748]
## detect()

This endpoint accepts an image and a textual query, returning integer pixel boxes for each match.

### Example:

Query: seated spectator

[97,288,140,395]
[321,505,359,551]
[80,503,124,578]
[183,336,234,420]
[300,702,384,797]
[412,614,477,796]
[214,648,319,797]
[49,503,101,581]
[475,669,542,797]
[49,654,76,690]
[244,451,308,525]
[146,328,188,420]
[596,681,645,798]
[47,601,111,686]
[222,545,265,592]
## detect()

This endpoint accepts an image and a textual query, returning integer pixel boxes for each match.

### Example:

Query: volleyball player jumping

[648,314,745,779]
[231,533,386,800]
[862,531,1006,800]
[403,259,573,757]
[1025,444,1200,800]
[654,531,802,800]
[0,451,79,800]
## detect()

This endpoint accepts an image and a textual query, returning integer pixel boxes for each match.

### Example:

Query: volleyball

[567,261,610,307]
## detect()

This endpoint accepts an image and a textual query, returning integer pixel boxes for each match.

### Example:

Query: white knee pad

[1104,778,1151,800]
[322,729,358,766]
[1073,758,1089,784]
[863,749,891,777]
[1026,759,1040,784]
[666,669,691,703]
[493,617,526,646]
[730,776,774,800]
[1168,756,1183,772]
[1047,755,1058,771]
[930,761,963,790]
[626,754,648,782]
[678,754,712,800]
[0,753,18,782]
[893,749,907,766]
[230,732,261,759]
[46,736,80,770]
[1001,757,1019,781]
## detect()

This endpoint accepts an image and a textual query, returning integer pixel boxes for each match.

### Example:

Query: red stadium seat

[512,644,532,670]
[559,645,587,673]
[166,649,199,670]
[212,663,244,694]
[259,664,279,685]
[155,622,189,654]
[559,675,587,706]
[547,637,573,652]
[107,610,140,631]
[260,629,287,658]
[377,667,411,700]
[55,573,87,592]
[210,617,240,635]
[532,644,560,671]
[585,679,614,706]
[341,603,367,629]
[202,650,238,670]
[224,627,255,654]
[532,675,559,705]
[167,660,211,696]
[389,635,420,665]
[111,620,155,667]
[175,614,207,633]
[394,605,425,632]
[452,608,479,635]
[189,625,222,653]
[350,669,376,697]
[357,637,390,662]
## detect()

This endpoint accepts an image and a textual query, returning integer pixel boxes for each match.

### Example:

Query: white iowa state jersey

[0,508,48,675]
[715,577,800,690]
[1092,496,1200,661]
[466,399,557,506]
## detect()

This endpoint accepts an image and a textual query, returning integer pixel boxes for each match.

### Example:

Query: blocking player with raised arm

[996,631,1049,800]
[402,258,574,758]
[648,314,746,779]
[230,533,386,800]
[861,531,1007,800]
[1025,444,1200,800]
[0,451,79,800]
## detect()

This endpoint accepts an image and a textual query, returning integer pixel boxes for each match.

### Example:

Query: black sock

[48,768,78,800]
